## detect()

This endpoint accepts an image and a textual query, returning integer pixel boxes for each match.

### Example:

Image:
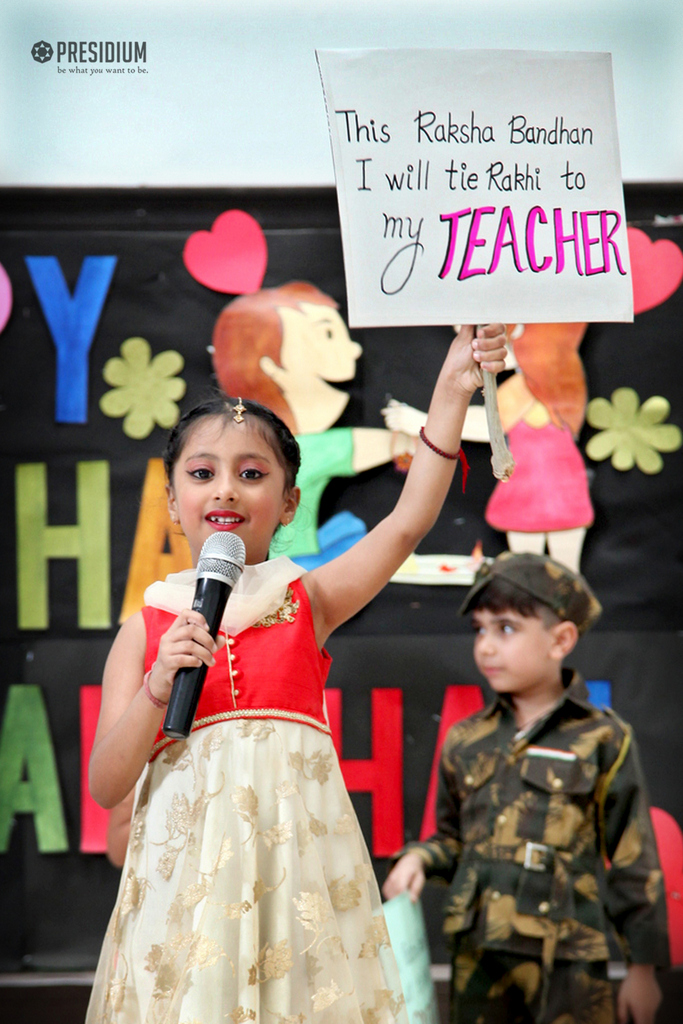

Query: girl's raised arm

[303,324,507,646]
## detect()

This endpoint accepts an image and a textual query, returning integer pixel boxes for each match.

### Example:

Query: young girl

[86,324,507,1024]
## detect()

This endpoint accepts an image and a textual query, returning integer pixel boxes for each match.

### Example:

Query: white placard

[317,49,632,326]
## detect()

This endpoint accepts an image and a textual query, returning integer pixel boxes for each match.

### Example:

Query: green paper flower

[586,387,682,474]
[100,337,186,439]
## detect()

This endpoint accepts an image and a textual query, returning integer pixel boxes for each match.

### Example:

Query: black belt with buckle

[523,841,554,872]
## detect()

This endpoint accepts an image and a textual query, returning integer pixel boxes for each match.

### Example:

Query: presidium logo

[30,39,147,71]
[31,41,53,63]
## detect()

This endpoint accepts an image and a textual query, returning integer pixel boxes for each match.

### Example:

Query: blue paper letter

[26,256,117,423]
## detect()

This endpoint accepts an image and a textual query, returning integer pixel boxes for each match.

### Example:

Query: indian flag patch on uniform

[526,746,577,761]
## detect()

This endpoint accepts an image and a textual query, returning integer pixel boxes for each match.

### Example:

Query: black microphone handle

[162,576,232,740]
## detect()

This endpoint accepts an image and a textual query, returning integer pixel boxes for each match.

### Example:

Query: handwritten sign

[316,49,632,326]
[382,895,439,1024]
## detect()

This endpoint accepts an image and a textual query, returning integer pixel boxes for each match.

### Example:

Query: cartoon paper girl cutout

[384,322,593,573]
[211,281,412,568]
[483,322,593,572]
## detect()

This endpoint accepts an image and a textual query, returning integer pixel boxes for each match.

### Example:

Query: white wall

[1,0,682,186]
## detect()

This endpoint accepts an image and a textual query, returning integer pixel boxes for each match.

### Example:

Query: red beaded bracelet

[143,669,168,710]
[419,426,470,492]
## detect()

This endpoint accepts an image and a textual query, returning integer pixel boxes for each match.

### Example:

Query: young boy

[384,552,668,1024]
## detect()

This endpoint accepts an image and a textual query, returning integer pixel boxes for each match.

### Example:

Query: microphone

[162,532,246,739]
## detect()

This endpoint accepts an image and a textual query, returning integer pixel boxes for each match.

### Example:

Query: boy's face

[471,606,568,699]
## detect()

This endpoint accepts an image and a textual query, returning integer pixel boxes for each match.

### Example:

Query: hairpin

[233,398,246,423]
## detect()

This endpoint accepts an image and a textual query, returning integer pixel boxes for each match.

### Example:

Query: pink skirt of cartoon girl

[485,421,594,534]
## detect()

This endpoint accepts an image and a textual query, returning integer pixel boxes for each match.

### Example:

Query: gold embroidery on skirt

[289,749,334,785]
[312,981,345,1012]
[306,951,323,986]
[361,989,405,1024]
[328,874,363,912]
[155,789,217,881]
[239,719,276,740]
[293,891,334,953]
[308,813,328,837]
[232,785,259,842]
[358,917,390,958]
[220,900,252,919]
[275,779,300,802]
[334,814,356,835]
[260,820,294,849]
[254,867,286,905]
[297,819,313,854]
[229,1009,256,1023]
[248,939,294,984]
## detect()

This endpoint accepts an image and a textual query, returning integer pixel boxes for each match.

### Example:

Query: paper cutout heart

[628,227,683,315]
[183,210,267,294]
[0,261,13,333]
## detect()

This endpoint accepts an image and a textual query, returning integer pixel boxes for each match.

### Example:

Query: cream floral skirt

[86,718,407,1024]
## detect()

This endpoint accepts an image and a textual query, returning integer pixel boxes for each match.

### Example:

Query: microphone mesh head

[196,533,246,584]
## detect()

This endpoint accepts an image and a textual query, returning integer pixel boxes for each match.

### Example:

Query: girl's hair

[211,281,338,432]
[513,322,588,436]
[163,395,301,490]
[468,577,559,627]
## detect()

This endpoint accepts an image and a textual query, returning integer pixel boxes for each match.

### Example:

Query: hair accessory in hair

[233,398,246,423]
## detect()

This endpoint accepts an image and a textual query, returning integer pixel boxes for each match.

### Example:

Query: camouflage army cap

[458,551,602,634]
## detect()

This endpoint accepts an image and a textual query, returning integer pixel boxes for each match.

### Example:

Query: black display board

[0,186,682,982]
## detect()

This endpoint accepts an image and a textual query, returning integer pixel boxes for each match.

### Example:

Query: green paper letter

[16,461,110,629]
[0,686,68,853]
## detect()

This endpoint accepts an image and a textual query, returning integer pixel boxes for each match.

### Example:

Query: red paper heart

[183,210,267,294]
[628,226,683,315]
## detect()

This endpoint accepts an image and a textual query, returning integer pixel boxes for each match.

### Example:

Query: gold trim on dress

[149,708,331,759]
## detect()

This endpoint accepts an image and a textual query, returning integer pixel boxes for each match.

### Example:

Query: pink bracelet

[143,669,168,710]
[419,426,470,492]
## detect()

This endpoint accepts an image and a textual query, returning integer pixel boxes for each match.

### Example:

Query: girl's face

[166,416,300,566]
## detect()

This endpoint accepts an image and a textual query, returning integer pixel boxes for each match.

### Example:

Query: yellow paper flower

[586,387,681,474]
[100,337,186,439]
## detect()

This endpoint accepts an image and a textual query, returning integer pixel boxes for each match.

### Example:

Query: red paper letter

[80,686,109,853]
[326,688,403,857]
[420,685,485,840]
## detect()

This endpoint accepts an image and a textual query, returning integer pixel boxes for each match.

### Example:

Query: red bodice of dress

[143,577,332,761]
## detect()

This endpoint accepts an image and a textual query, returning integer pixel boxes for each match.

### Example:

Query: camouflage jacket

[407,670,669,967]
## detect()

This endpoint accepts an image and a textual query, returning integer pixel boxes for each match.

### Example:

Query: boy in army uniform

[384,552,668,1024]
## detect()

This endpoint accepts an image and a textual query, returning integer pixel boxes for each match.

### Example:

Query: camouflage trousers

[450,937,615,1024]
